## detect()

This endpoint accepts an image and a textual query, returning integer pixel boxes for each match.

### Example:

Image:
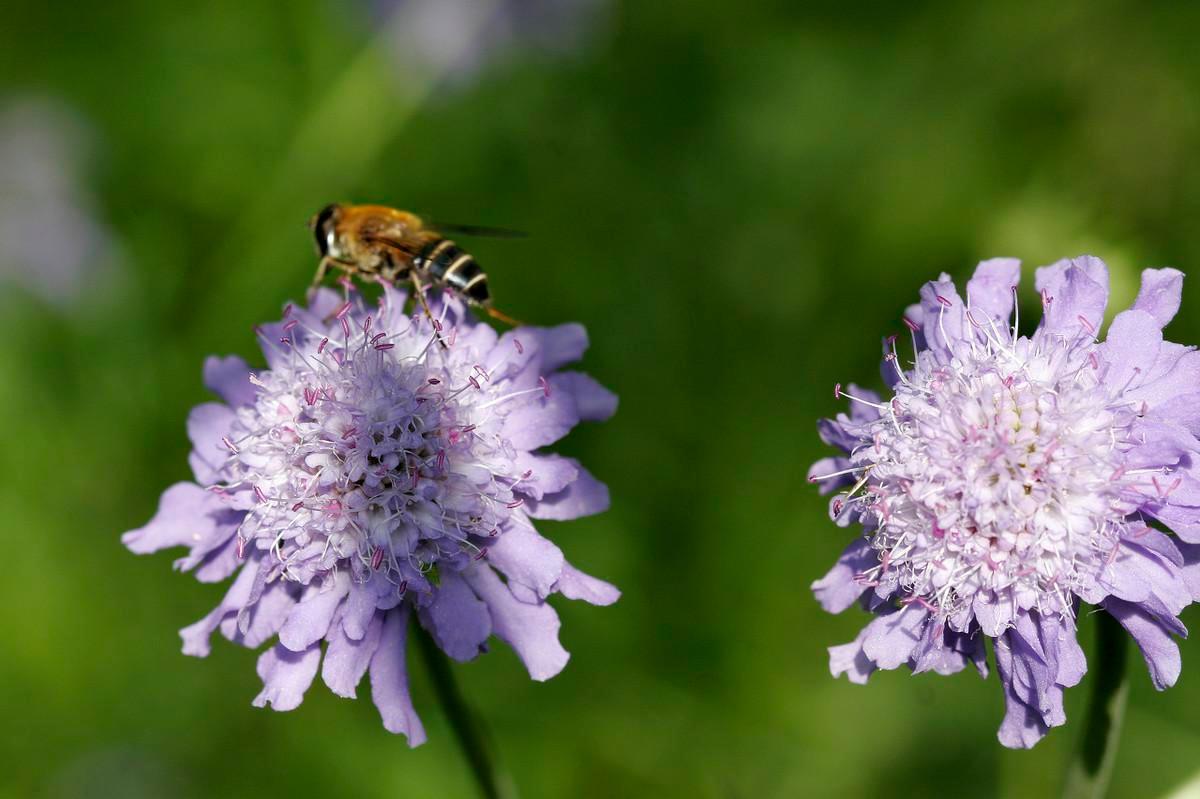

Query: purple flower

[0,96,122,308]
[376,0,606,88]
[124,286,618,744]
[811,257,1200,748]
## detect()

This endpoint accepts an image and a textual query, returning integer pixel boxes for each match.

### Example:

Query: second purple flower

[811,257,1200,748]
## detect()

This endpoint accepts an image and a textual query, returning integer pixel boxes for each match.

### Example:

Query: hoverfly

[308,203,522,326]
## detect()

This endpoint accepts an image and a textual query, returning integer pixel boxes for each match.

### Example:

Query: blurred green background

[6,2,1200,797]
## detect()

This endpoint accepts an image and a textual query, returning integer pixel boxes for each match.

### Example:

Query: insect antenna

[485,306,524,327]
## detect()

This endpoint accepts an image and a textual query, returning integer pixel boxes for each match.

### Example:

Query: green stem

[416,626,517,799]
[1063,610,1129,799]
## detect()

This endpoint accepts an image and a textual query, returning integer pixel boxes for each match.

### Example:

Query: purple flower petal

[1035,256,1109,340]
[911,622,969,676]
[343,580,384,640]
[812,537,875,614]
[1132,267,1185,328]
[485,525,564,601]
[554,562,620,606]
[192,536,242,583]
[186,403,237,485]
[1105,598,1182,689]
[420,570,492,661]
[808,456,853,496]
[1037,612,1086,690]
[464,563,569,681]
[203,355,257,408]
[861,606,928,670]
[965,257,1020,329]
[1127,349,1200,411]
[829,627,875,684]
[369,606,427,745]
[252,642,321,711]
[524,466,609,520]
[499,388,580,450]
[278,574,349,651]
[512,452,579,500]
[527,323,589,371]
[323,610,383,699]
[122,482,222,554]
[973,592,1017,637]
[1101,310,1163,393]
[918,274,966,355]
[550,371,618,421]
[180,559,258,657]
[223,580,297,649]
[995,628,1052,749]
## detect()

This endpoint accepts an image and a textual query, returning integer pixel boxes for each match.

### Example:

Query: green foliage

[5,2,1200,797]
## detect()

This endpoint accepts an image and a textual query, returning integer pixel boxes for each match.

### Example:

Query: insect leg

[410,272,449,349]
[309,256,356,296]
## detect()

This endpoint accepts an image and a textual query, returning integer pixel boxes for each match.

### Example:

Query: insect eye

[311,204,338,256]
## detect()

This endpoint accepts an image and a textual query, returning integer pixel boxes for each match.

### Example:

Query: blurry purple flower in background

[375,0,606,87]
[0,96,121,308]
[124,285,618,744]
[811,257,1200,748]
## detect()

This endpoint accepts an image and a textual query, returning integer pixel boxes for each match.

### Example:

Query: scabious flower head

[811,257,1200,748]
[124,285,618,744]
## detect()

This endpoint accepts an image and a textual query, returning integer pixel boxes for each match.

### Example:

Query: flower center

[853,335,1134,628]
[221,314,520,589]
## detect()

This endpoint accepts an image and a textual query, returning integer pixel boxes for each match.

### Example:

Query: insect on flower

[309,203,524,328]
[122,285,620,743]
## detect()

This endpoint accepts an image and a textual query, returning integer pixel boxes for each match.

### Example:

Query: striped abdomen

[413,238,490,305]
